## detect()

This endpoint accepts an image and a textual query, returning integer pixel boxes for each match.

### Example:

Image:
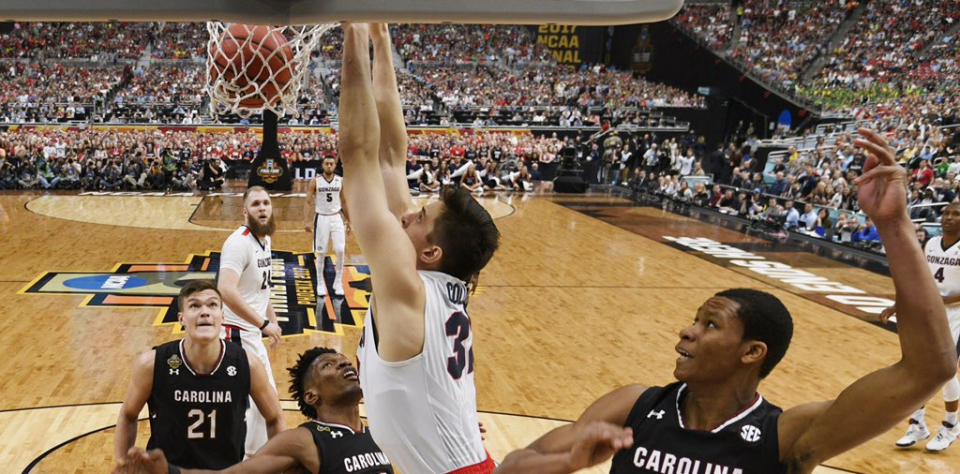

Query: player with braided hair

[118,347,394,474]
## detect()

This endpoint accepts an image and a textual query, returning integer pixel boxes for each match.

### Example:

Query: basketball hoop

[205,22,335,119]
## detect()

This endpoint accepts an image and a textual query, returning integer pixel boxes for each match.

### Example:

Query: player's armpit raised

[776,400,831,465]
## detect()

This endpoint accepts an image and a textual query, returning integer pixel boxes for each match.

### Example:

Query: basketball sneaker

[895,421,930,447]
[925,422,960,452]
[333,277,345,296]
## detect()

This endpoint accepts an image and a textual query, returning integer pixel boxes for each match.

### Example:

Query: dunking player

[883,201,960,452]
[113,280,284,471]
[304,156,350,297]
[340,23,500,473]
[495,129,958,473]
[217,186,284,457]
[118,348,393,474]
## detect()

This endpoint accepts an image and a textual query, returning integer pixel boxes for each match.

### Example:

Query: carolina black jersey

[610,382,783,474]
[147,339,250,469]
[301,420,395,474]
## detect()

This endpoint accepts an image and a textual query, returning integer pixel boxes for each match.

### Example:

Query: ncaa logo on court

[63,275,150,291]
[20,250,373,337]
[740,425,761,443]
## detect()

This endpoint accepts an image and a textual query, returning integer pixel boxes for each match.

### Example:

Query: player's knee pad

[944,374,960,402]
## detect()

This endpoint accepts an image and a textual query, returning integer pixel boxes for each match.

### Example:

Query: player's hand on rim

[852,128,908,225]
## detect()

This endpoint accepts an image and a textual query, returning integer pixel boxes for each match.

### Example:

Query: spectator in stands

[851,218,880,245]
[691,182,710,207]
[916,227,930,247]
[99,160,122,191]
[799,202,818,231]
[813,208,833,239]
[198,158,224,191]
[760,197,785,224]
[783,199,800,230]
[834,212,859,243]
[717,189,740,214]
[419,162,440,193]
[913,159,936,188]
[460,164,483,193]
[60,158,80,189]
[767,171,787,196]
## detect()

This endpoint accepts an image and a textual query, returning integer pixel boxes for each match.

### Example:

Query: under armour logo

[331,431,343,438]
[227,366,237,377]
[169,369,179,375]
[647,410,665,420]
[741,424,762,442]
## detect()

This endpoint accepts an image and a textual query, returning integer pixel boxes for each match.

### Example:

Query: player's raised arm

[370,23,416,218]
[496,385,643,474]
[114,350,154,470]
[778,128,958,471]
[339,22,425,361]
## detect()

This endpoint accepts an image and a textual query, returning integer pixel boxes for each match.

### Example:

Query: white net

[205,22,335,118]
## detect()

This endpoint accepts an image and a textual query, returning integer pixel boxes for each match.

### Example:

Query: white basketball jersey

[925,236,960,340]
[315,175,343,215]
[357,271,486,473]
[219,226,272,332]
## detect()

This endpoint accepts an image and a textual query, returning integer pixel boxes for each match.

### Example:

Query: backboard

[0,0,684,26]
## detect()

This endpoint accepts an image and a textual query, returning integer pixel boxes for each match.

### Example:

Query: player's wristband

[259,319,270,330]
[168,465,181,474]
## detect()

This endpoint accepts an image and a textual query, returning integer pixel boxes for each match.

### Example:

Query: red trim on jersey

[705,392,761,432]
[223,324,244,341]
[448,452,495,474]
[242,228,251,236]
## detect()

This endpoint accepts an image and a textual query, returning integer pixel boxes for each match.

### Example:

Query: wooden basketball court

[0,187,956,473]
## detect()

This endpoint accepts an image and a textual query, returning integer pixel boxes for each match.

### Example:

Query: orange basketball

[210,24,294,108]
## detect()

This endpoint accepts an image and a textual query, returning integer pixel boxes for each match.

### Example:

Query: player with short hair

[217,185,283,457]
[884,201,960,451]
[113,280,284,471]
[304,156,349,297]
[494,129,958,473]
[340,23,500,473]
[117,347,393,474]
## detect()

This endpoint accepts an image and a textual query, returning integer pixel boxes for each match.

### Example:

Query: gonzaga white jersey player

[340,24,500,473]
[217,186,283,457]
[304,156,348,297]
[885,201,960,452]
[358,273,486,472]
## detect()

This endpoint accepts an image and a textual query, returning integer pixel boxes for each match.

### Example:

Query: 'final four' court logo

[20,251,371,337]
[257,159,284,184]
